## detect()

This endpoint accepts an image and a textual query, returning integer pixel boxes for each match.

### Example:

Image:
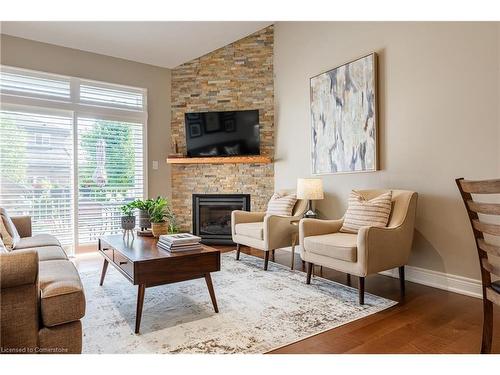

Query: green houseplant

[148,197,171,237]
[120,202,136,231]
[131,198,155,230]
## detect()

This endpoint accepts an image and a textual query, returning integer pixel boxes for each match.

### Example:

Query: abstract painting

[310,53,378,174]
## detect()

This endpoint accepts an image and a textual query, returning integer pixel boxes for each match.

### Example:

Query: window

[35,133,51,146]
[0,66,147,254]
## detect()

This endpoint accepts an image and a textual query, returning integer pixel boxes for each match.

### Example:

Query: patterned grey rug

[81,252,396,353]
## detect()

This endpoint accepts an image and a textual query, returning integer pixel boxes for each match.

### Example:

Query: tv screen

[184,110,260,157]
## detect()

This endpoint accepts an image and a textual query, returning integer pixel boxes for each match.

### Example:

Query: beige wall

[274,22,500,280]
[0,34,172,199]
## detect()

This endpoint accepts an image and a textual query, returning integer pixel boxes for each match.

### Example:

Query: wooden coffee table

[98,234,220,333]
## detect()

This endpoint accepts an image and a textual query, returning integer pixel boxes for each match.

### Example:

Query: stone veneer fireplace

[192,194,250,244]
[169,25,275,231]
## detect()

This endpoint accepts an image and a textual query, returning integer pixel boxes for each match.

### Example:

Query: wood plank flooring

[74,245,500,354]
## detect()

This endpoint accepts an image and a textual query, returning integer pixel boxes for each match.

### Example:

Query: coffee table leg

[99,259,109,286]
[135,284,146,334]
[204,273,219,313]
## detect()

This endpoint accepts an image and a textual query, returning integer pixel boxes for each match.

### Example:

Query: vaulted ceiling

[1,21,273,68]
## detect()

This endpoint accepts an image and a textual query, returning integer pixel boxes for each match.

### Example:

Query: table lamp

[297,178,324,218]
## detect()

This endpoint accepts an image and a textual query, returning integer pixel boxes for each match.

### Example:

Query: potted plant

[148,197,170,237]
[131,198,155,230]
[120,202,136,231]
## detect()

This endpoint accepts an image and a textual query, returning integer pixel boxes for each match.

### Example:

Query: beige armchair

[232,198,308,270]
[300,189,418,304]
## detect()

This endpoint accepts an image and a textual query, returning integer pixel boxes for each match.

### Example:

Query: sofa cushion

[0,236,7,253]
[19,245,68,262]
[39,260,85,327]
[0,207,20,249]
[15,234,61,249]
[235,222,264,240]
[304,233,358,262]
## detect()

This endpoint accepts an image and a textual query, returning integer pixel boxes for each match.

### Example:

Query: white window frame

[0,65,149,253]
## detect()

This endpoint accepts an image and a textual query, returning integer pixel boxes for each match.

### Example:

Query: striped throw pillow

[266,193,297,216]
[340,191,392,234]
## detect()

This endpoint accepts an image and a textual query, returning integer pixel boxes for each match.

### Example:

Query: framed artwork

[224,119,236,132]
[310,52,378,175]
[188,122,202,138]
[204,112,221,133]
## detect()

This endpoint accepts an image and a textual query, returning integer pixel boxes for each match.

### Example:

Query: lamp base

[304,209,318,219]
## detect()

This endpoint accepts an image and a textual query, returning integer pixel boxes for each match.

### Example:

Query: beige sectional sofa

[0,215,85,354]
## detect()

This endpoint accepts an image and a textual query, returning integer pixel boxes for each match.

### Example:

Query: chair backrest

[356,189,417,228]
[456,178,500,306]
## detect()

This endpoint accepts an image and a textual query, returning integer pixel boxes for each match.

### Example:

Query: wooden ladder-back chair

[456,178,500,354]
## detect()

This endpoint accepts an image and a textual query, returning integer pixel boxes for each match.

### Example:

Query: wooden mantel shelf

[166,155,272,165]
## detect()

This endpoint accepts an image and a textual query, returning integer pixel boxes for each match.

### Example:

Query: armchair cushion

[304,233,358,262]
[235,222,263,240]
[266,192,297,216]
[340,190,392,234]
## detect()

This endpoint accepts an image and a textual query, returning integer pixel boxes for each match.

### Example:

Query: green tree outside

[79,120,136,202]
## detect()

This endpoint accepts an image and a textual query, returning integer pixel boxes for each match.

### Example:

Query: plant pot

[138,209,151,229]
[121,216,136,230]
[151,222,168,238]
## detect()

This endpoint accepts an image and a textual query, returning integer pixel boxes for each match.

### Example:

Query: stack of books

[157,233,202,252]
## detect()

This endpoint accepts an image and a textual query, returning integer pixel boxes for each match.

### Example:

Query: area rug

[81,252,396,353]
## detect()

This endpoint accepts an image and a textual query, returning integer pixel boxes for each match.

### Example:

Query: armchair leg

[398,266,405,297]
[271,249,275,262]
[359,277,365,305]
[306,262,313,284]
[264,251,270,271]
[346,273,351,286]
[236,244,241,260]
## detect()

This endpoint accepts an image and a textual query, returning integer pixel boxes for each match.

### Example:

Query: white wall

[274,22,499,280]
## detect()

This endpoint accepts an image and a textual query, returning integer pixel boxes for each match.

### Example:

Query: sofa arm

[299,218,343,247]
[231,210,266,235]
[0,249,38,289]
[11,216,32,238]
[0,249,39,352]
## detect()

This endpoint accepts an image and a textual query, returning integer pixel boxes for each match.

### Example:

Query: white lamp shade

[297,178,324,200]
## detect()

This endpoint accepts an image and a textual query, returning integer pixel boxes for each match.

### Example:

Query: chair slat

[459,179,500,194]
[486,287,500,306]
[481,258,500,277]
[467,200,500,215]
[472,219,500,236]
[478,239,500,256]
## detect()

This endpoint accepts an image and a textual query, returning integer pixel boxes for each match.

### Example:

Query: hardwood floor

[74,245,500,354]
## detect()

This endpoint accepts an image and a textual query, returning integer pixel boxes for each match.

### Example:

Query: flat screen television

[184,109,260,157]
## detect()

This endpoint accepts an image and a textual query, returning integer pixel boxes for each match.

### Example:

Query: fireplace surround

[192,194,250,244]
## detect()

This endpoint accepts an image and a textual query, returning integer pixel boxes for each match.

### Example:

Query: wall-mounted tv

[184,109,260,157]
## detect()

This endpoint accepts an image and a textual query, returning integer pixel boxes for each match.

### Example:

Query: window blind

[0,66,147,253]
[77,117,144,244]
[0,67,71,100]
[0,109,74,246]
[79,82,144,110]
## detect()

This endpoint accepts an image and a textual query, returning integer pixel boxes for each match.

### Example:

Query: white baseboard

[379,266,482,299]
